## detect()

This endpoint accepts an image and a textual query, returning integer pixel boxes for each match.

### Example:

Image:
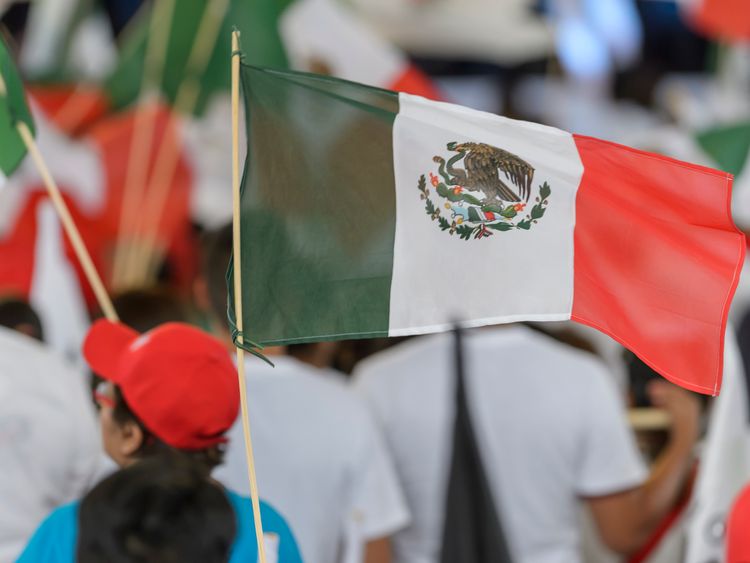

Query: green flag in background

[696,122,750,178]
[106,0,291,116]
[0,37,34,187]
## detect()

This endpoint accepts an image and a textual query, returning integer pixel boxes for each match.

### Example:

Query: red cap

[83,320,239,450]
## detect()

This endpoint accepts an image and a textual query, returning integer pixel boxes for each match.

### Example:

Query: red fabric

[0,191,105,301]
[389,64,444,101]
[29,84,109,136]
[0,194,42,298]
[689,0,750,42]
[727,483,750,562]
[572,134,745,396]
[83,320,239,450]
[86,103,195,290]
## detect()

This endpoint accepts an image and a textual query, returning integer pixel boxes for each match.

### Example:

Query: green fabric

[106,0,293,116]
[228,65,399,347]
[696,122,750,178]
[0,38,34,178]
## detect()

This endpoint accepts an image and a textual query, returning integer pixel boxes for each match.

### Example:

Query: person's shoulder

[0,326,83,387]
[354,333,450,382]
[226,491,301,558]
[225,490,288,525]
[248,355,366,409]
[16,501,79,562]
[0,326,55,364]
[519,327,612,378]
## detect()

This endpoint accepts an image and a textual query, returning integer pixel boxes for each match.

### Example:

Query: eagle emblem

[418,141,551,240]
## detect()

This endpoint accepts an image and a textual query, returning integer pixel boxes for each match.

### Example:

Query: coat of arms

[417,141,551,240]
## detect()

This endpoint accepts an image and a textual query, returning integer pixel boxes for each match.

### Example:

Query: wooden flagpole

[0,71,117,322]
[231,30,267,563]
[126,0,231,285]
[16,122,118,322]
[111,0,176,290]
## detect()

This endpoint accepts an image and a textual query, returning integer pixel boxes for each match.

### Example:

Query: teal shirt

[17,490,303,562]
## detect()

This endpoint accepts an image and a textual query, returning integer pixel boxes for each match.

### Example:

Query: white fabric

[28,202,90,365]
[685,330,750,562]
[353,325,647,563]
[0,327,101,561]
[281,0,405,87]
[214,356,409,563]
[20,0,80,76]
[389,94,583,335]
[183,96,235,229]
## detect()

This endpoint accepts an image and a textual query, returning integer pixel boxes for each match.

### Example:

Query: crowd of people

[2,0,750,562]
[0,223,748,562]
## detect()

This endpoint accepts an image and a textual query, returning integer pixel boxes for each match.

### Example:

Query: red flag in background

[687,0,750,42]
[0,100,196,308]
[30,85,110,137]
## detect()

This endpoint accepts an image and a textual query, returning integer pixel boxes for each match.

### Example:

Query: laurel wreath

[417,175,551,240]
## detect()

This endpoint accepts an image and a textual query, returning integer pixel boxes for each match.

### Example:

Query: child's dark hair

[111,386,226,475]
[77,455,236,563]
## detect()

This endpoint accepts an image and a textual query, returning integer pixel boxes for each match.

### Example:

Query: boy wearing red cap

[17,320,303,563]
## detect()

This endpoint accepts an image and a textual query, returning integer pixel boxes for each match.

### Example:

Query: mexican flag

[230,65,746,396]
[106,0,440,115]
[0,37,34,188]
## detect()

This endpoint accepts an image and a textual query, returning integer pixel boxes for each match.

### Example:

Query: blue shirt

[17,490,303,562]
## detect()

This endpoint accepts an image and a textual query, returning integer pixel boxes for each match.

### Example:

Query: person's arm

[364,536,392,563]
[586,381,700,554]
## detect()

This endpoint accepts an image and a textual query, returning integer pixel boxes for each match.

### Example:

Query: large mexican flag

[0,37,34,187]
[106,0,440,115]
[230,65,745,396]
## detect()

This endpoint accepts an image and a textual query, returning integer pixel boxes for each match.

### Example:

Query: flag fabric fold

[230,64,745,395]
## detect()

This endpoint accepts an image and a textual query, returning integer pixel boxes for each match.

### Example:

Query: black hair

[110,287,191,333]
[200,225,233,325]
[111,387,226,476]
[77,455,236,563]
[0,298,44,341]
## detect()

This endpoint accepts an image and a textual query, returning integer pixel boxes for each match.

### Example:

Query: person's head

[287,341,340,370]
[0,297,44,341]
[77,455,236,563]
[84,320,239,474]
[196,224,233,336]
[111,288,190,333]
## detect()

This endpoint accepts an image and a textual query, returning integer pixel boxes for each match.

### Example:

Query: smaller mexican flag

[0,37,34,188]
[230,65,745,396]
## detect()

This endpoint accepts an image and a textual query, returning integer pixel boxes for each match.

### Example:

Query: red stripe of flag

[571,134,745,395]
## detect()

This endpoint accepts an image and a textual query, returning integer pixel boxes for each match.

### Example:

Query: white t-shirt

[214,356,409,563]
[0,327,101,561]
[353,326,647,563]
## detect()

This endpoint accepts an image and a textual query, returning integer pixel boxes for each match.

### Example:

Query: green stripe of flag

[228,65,399,346]
[0,37,34,179]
